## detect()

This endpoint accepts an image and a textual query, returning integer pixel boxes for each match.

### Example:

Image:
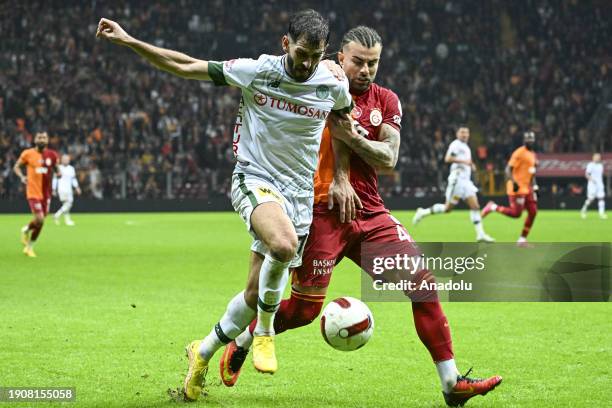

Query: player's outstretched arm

[96,18,211,80]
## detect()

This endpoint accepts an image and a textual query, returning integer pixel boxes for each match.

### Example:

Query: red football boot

[443,368,502,407]
[219,341,249,387]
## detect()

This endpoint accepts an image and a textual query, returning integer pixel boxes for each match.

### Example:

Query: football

[320,297,374,351]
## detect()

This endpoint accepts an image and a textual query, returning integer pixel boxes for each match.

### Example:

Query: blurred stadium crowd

[0,0,609,199]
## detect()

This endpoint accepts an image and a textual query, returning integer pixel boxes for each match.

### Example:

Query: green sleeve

[208,61,227,86]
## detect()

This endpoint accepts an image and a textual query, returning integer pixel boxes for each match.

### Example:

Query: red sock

[249,289,325,335]
[29,221,43,241]
[412,301,454,362]
[521,201,537,237]
[406,269,454,362]
[496,205,521,218]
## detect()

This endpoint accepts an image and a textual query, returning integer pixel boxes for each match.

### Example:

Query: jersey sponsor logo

[254,93,268,106]
[351,105,363,119]
[254,93,330,120]
[316,85,329,99]
[35,167,48,174]
[312,258,336,275]
[369,108,382,127]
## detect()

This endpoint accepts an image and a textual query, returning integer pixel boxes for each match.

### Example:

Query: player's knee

[268,235,298,263]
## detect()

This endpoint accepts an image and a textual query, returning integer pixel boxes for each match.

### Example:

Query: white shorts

[58,190,74,203]
[231,173,313,267]
[445,177,478,205]
[587,183,605,200]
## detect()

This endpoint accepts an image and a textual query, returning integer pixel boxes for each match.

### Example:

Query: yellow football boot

[183,340,209,401]
[252,335,277,374]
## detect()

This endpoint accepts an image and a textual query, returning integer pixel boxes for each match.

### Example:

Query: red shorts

[28,198,50,217]
[293,206,415,289]
[508,189,537,212]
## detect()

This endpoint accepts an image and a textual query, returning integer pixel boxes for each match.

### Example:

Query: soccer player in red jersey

[221,26,501,406]
[13,131,60,257]
[482,131,538,246]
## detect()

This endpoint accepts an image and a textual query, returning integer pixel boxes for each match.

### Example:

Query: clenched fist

[96,18,131,45]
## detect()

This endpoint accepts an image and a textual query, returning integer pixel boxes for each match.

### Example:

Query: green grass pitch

[0,210,610,407]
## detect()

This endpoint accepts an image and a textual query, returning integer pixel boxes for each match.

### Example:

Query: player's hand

[19,175,27,184]
[471,162,477,172]
[96,18,131,44]
[52,190,57,197]
[328,176,363,223]
[76,187,82,196]
[321,60,346,82]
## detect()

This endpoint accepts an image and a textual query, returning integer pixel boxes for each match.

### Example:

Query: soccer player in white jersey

[53,154,81,226]
[580,153,607,219]
[97,9,352,401]
[412,126,494,242]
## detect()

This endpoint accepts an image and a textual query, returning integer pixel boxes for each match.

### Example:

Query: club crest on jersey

[45,158,52,166]
[351,105,362,119]
[370,108,383,127]
[254,93,268,106]
[316,85,329,99]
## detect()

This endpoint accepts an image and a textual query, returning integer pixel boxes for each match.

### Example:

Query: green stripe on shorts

[237,174,258,207]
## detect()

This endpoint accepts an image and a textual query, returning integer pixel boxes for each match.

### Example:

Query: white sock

[598,199,605,216]
[254,255,290,336]
[235,329,254,349]
[431,203,446,214]
[436,359,459,393]
[199,291,255,361]
[470,210,485,236]
[582,199,592,212]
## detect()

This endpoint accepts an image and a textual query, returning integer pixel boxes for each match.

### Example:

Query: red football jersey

[314,82,402,213]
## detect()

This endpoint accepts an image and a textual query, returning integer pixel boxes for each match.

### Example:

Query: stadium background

[0,0,610,211]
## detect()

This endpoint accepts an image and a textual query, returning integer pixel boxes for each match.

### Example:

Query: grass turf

[0,210,610,407]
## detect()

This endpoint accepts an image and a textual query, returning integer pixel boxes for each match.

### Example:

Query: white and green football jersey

[209,54,352,197]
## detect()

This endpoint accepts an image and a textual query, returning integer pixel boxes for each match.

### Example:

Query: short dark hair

[287,9,330,46]
[455,124,469,133]
[341,26,382,49]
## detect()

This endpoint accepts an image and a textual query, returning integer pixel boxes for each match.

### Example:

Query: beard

[286,54,312,82]
[349,76,372,94]
[35,142,47,150]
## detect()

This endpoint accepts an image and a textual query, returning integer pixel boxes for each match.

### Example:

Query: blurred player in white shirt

[413,126,494,242]
[580,153,607,219]
[53,154,81,226]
